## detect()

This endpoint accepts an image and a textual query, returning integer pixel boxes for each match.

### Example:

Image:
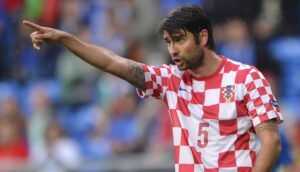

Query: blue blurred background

[0,0,299,171]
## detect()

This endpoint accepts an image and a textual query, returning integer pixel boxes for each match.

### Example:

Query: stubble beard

[178,47,205,71]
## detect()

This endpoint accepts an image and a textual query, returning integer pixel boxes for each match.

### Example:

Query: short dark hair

[158,4,215,50]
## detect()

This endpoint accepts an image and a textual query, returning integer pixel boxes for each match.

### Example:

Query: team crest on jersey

[222,85,235,103]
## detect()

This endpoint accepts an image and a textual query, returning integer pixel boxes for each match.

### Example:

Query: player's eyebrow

[172,34,185,40]
[171,30,186,38]
[164,33,184,42]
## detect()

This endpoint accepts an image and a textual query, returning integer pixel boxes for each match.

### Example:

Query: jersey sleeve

[244,67,283,126]
[136,64,172,99]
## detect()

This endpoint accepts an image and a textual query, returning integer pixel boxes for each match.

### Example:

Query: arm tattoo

[255,119,278,133]
[124,60,146,91]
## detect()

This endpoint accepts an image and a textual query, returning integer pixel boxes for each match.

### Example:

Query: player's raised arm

[23,20,145,91]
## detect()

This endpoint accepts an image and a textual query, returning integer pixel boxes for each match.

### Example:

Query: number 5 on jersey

[198,123,209,148]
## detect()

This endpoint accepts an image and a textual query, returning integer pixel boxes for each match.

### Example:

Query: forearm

[60,33,146,90]
[60,33,127,76]
[252,140,281,172]
[253,119,281,172]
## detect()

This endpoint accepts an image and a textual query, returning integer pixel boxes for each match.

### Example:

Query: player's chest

[166,78,246,120]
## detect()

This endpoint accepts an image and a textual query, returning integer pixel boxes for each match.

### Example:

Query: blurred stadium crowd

[0,0,300,171]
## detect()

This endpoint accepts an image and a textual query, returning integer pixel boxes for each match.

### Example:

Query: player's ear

[199,29,208,47]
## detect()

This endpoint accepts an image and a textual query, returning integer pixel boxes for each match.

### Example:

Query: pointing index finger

[23,20,44,31]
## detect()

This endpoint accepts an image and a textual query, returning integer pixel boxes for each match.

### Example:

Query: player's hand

[23,20,67,50]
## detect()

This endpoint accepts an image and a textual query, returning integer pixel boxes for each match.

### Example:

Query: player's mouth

[173,58,184,66]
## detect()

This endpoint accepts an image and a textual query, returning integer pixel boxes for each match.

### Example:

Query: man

[24,4,282,172]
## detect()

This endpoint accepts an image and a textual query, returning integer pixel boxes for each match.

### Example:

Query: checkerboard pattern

[137,57,283,172]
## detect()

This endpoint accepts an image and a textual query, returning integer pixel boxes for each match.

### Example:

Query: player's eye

[164,38,171,45]
[174,36,185,43]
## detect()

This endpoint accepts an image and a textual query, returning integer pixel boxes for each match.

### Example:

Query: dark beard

[182,47,205,71]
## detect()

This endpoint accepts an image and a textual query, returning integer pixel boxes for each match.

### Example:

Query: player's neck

[188,50,222,78]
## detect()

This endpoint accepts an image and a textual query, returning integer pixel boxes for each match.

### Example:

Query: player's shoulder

[143,64,183,77]
[224,57,254,72]
[222,57,260,83]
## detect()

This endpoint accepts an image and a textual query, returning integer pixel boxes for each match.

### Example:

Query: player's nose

[168,43,179,57]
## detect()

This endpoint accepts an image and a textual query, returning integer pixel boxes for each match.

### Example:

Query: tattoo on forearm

[255,119,278,133]
[125,60,146,91]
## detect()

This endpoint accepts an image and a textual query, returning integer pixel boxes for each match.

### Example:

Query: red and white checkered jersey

[137,56,283,172]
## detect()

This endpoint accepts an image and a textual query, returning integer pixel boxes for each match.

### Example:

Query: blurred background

[0,0,300,171]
